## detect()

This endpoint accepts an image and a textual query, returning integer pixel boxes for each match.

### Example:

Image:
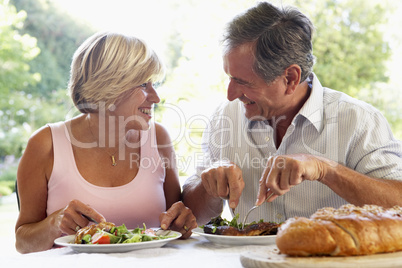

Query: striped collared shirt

[195,73,402,223]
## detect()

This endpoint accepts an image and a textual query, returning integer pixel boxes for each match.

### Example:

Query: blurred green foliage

[11,0,96,97]
[296,0,391,95]
[0,0,39,93]
[0,164,17,196]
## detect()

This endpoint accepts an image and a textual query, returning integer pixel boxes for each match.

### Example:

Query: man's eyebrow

[232,76,252,86]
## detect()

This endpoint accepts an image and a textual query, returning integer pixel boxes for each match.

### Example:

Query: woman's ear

[284,64,301,95]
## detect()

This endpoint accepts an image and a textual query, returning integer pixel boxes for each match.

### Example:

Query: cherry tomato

[91,232,111,244]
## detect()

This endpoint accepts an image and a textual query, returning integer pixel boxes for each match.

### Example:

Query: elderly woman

[15,32,197,253]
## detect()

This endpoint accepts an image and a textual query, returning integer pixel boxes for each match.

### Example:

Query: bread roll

[276,204,402,256]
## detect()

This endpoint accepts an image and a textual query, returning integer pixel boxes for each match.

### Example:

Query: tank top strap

[47,122,76,179]
[140,121,158,157]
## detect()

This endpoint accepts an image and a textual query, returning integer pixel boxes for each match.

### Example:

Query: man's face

[223,43,288,121]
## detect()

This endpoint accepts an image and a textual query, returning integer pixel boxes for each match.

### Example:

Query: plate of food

[54,222,181,253]
[192,215,280,246]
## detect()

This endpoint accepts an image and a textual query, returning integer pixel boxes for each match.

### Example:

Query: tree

[297,0,401,139]
[0,0,39,94]
[0,0,40,157]
[10,0,95,98]
[0,0,96,158]
[285,0,392,96]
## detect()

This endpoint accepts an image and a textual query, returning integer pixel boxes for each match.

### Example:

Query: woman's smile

[139,107,152,116]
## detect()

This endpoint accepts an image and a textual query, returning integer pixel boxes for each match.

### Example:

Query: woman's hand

[57,199,106,235]
[159,201,197,239]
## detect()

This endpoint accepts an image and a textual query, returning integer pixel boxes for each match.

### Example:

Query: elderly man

[182,2,402,225]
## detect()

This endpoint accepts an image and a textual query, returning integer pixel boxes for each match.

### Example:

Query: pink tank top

[46,121,166,229]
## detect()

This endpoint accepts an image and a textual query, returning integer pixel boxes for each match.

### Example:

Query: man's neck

[270,80,311,148]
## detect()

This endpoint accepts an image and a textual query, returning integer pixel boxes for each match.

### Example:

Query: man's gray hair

[222,2,315,83]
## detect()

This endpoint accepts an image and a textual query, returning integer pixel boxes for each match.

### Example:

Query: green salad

[77,223,177,244]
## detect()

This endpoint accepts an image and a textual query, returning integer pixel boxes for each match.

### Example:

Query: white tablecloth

[6,234,271,268]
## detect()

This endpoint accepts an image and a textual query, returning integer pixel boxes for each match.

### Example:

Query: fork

[155,229,172,236]
[241,192,274,229]
[240,205,259,229]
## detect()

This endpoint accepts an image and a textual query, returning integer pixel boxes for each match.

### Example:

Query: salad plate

[54,230,182,253]
[192,227,276,246]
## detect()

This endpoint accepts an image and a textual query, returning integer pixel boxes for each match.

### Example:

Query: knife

[82,214,99,224]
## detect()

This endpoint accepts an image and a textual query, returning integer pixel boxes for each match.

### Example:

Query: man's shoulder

[211,99,243,116]
[311,73,378,114]
[322,87,380,115]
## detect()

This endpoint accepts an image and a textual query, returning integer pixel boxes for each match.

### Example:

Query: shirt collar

[296,73,324,132]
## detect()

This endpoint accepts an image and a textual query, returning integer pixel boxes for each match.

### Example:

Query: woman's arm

[15,126,104,253]
[155,122,197,238]
[15,126,61,253]
[155,122,181,208]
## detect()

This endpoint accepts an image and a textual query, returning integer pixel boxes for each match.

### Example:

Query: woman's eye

[152,82,161,88]
[140,83,147,88]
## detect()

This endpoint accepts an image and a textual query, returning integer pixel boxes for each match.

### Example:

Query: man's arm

[256,154,402,207]
[320,158,402,207]
[182,175,224,225]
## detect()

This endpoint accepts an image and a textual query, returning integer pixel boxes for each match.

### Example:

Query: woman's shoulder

[154,121,168,135]
[25,117,75,155]
[154,122,172,146]
[20,124,54,172]
[28,124,53,149]
[28,120,69,149]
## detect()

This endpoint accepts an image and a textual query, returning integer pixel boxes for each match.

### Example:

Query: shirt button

[265,136,270,141]
[276,213,284,220]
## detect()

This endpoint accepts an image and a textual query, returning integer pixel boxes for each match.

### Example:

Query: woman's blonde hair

[68,32,165,113]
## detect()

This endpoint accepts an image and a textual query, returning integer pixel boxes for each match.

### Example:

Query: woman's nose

[147,85,160,104]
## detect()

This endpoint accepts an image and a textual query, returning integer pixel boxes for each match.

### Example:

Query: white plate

[192,227,276,246]
[54,231,182,253]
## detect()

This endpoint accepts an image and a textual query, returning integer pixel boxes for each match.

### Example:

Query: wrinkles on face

[224,44,291,121]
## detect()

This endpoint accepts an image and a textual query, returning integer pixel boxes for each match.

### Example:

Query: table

[7,234,402,268]
[7,234,270,268]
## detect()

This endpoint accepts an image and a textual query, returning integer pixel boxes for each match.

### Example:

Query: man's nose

[227,80,242,101]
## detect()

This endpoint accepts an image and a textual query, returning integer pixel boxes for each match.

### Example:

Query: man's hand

[200,161,245,209]
[256,154,326,205]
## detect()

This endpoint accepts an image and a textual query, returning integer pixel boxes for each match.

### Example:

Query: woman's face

[112,82,161,131]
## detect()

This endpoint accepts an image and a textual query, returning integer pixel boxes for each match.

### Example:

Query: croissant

[276,204,402,256]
